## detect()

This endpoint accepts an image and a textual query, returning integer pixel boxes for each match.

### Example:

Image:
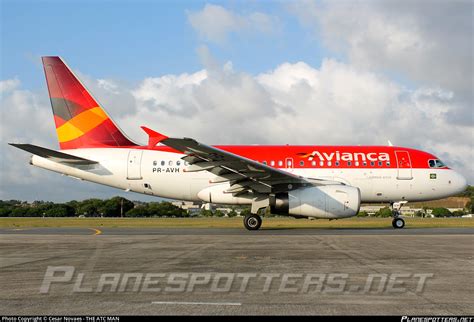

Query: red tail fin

[42,56,137,149]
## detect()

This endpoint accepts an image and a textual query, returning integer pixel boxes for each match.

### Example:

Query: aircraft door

[127,150,143,180]
[395,150,413,180]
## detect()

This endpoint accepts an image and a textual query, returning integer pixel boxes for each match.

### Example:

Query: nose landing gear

[391,201,407,229]
[392,216,405,229]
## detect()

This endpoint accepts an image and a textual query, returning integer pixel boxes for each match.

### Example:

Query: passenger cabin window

[278,160,283,167]
[270,161,275,166]
[335,161,340,166]
[347,161,352,166]
[300,161,305,166]
[263,161,267,165]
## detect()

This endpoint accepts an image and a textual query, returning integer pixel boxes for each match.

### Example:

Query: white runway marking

[151,301,242,306]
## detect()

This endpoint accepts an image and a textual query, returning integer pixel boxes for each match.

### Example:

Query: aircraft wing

[142,127,341,194]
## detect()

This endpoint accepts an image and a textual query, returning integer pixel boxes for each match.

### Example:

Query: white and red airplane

[10,57,467,230]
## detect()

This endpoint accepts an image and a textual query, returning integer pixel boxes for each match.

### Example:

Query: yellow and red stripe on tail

[42,56,136,149]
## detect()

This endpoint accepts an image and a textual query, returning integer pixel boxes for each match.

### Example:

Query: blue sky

[1,0,472,201]
[1,0,329,90]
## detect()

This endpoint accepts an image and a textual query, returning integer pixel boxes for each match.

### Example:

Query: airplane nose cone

[452,171,468,194]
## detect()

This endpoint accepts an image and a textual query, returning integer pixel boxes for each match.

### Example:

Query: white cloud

[0,84,64,200]
[289,0,473,95]
[131,70,207,117]
[97,79,119,94]
[187,4,280,43]
[0,78,21,94]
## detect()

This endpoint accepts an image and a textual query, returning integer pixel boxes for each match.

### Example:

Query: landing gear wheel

[390,201,408,229]
[392,217,405,229]
[244,214,262,230]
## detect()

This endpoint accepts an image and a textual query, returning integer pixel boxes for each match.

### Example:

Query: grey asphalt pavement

[1,228,473,315]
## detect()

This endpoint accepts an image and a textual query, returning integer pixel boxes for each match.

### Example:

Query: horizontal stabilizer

[9,143,98,165]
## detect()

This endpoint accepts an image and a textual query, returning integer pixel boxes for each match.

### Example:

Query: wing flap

[156,133,306,193]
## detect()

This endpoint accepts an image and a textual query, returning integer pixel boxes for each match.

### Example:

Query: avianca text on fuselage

[299,151,390,162]
[9,56,467,230]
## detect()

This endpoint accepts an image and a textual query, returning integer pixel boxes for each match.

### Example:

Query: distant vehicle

[10,57,467,230]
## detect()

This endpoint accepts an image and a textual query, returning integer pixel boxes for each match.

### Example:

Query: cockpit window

[429,159,446,168]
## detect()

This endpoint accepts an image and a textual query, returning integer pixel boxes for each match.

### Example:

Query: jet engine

[270,185,361,219]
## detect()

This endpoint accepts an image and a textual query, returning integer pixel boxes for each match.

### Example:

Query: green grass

[0,217,473,229]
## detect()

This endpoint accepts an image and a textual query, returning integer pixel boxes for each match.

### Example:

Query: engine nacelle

[270,185,361,219]
[197,184,253,205]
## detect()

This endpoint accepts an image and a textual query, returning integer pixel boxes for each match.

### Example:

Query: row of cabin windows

[154,160,189,167]
[154,160,390,167]
[262,160,391,167]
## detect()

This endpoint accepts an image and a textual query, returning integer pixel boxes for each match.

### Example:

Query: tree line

[357,206,470,218]
[0,185,471,218]
[0,197,190,218]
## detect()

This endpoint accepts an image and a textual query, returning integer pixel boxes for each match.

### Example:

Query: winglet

[141,126,168,148]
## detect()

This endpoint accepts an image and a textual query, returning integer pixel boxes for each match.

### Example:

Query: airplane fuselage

[30,145,467,212]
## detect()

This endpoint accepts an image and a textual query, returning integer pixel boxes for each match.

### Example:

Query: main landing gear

[244,201,267,231]
[391,201,407,229]
[243,213,262,230]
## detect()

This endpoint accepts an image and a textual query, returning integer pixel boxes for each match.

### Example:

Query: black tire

[244,214,262,230]
[392,217,405,229]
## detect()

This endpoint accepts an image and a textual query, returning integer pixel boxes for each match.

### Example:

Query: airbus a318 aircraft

[10,57,468,230]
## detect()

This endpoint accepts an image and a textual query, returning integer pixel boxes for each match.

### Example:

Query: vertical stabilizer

[42,56,136,149]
